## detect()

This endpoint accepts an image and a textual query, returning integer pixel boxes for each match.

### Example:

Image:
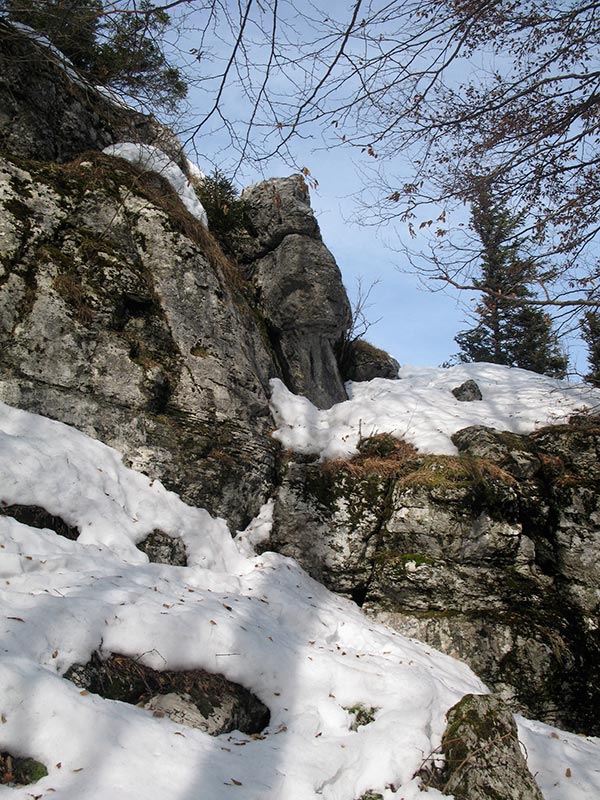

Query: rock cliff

[0,22,351,529]
[270,418,600,735]
[1,18,598,781]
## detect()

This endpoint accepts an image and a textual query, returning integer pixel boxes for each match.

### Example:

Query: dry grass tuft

[323,436,420,478]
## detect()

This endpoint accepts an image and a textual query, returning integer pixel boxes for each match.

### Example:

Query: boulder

[341,338,400,382]
[64,652,270,736]
[452,379,483,401]
[440,694,543,800]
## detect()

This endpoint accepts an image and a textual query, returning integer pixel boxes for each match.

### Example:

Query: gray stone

[440,694,543,800]
[269,462,387,596]
[452,379,483,401]
[269,426,600,734]
[0,153,279,530]
[137,530,187,566]
[341,338,400,382]
[238,176,351,408]
[64,652,270,736]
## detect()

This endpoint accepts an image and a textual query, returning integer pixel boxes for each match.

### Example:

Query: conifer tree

[1,0,187,112]
[581,311,600,387]
[454,187,568,378]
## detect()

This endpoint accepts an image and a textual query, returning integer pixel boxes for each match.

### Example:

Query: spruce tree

[1,0,187,112]
[454,186,568,378]
[581,310,600,387]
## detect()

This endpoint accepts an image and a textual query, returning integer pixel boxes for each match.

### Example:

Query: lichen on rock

[438,694,543,800]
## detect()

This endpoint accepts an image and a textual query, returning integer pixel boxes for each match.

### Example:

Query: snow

[102,143,209,228]
[7,21,83,84]
[270,362,600,460]
[185,158,206,184]
[1,365,599,799]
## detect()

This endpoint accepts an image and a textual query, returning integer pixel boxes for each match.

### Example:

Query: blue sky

[168,2,470,368]
[302,151,467,368]
[172,1,586,375]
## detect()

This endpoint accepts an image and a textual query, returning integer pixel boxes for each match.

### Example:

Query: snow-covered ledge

[103,142,208,228]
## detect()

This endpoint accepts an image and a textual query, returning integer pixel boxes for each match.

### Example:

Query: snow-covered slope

[1,367,599,799]
[271,363,600,460]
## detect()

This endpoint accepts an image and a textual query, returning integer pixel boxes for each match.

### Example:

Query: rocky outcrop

[0,152,280,529]
[0,21,354,521]
[452,379,483,402]
[437,694,543,800]
[341,338,400,382]
[269,422,600,735]
[0,22,184,168]
[237,176,351,408]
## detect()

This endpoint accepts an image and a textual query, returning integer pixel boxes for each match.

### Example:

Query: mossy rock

[439,694,543,800]
[137,529,187,566]
[0,752,48,786]
[64,652,270,735]
[340,338,399,382]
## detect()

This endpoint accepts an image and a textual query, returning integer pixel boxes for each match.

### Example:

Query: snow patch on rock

[103,142,208,227]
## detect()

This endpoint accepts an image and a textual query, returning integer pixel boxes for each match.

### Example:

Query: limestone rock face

[270,463,387,597]
[0,153,279,529]
[0,22,184,168]
[440,694,543,800]
[238,176,351,408]
[270,422,600,734]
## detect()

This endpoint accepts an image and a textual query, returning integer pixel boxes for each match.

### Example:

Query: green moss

[305,466,390,529]
[344,703,377,731]
[0,752,48,786]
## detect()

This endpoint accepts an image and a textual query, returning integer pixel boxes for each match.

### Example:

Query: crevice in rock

[262,317,293,391]
[64,652,271,735]
[112,292,156,332]
[147,372,172,414]
[351,476,397,607]
[0,502,79,539]
[350,582,369,608]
